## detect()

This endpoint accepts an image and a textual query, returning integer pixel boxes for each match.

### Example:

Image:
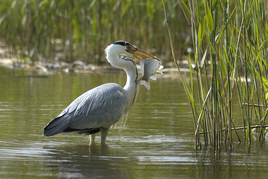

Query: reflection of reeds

[164,0,268,149]
[0,0,188,64]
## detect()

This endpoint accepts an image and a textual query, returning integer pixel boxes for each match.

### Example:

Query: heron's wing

[43,83,127,136]
[64,84,124,116]
[66,83,127,129]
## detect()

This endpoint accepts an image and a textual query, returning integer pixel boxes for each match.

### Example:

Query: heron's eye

[126,45,135,52]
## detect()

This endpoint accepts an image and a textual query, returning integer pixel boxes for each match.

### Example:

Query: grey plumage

[43,83,127,136]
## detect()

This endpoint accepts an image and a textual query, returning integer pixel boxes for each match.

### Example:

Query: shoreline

[0,58,186,79]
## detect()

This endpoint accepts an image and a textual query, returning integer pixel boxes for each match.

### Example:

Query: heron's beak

[127,47,161,62]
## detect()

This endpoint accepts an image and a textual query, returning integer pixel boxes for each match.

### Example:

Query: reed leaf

[205,3,214,33]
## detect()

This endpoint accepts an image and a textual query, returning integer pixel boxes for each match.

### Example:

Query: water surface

[0,67,268,178]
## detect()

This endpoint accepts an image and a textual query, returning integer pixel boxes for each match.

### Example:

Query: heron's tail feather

[137,79,150,90]
[43,115,69,136]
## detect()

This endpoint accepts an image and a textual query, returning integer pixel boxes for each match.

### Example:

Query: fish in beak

[137,58,163,90]
[124,42,163,90]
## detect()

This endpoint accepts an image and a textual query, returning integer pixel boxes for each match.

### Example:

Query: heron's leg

[101,128,109,144]
[89,134,95,146]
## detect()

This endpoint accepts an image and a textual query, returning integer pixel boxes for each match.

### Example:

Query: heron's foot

[89,134,96,146]
[101,141,108,147]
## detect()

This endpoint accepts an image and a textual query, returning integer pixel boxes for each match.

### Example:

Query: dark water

[1,67,268,179]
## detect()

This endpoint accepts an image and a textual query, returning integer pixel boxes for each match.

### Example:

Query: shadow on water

[40,139,268,179]
[39,131,197,178]
[43,144,133,179]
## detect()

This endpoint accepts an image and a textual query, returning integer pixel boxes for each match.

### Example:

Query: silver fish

[138,58,163,90]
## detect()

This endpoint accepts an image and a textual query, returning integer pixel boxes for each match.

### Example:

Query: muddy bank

[0,58,185,79]
[0,58,101,72]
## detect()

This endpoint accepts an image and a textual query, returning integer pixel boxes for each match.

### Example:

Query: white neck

[123,60,138,110]
[106,48,138,110]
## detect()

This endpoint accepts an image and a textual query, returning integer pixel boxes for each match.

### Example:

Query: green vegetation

[164,0,268,149]
[1,0,268,150]
[0,0,188,64]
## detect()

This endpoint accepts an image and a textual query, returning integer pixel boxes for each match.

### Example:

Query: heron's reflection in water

[43,144,134,179]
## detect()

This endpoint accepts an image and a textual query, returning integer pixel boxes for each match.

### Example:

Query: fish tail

[137,79,150,90]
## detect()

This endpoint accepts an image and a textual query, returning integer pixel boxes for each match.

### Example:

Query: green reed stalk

[177,0,268,150]
[224,0,233,148]
[162,0,200,148]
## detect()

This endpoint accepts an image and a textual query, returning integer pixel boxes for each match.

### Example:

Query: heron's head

[105,41,160,64]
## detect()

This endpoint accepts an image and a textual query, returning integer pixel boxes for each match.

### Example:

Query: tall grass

[164,0,268,149]
[0,0,188,65]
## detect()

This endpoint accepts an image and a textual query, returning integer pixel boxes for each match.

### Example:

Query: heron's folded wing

[65,83,128,129]
[43,83,127,136]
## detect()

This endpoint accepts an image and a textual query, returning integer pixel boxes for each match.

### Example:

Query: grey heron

[43,41,160,144]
